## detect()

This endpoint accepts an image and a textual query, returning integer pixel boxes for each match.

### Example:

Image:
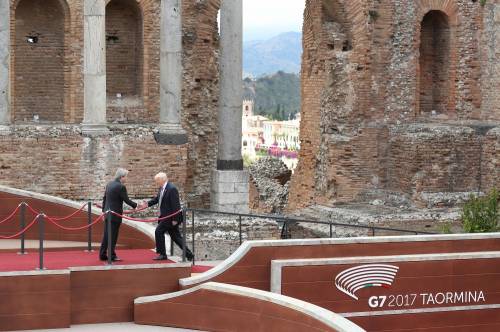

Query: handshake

[137,202,149,210]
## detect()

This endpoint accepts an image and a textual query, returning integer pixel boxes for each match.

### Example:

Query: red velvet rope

[0,215,39,239]
[0,204,21,225]
[25,203,41,216]
[25,203,88,221]
[0,201,176,233]
[48,203,88,221]
[94,203,148,214]
[45,213,106,231]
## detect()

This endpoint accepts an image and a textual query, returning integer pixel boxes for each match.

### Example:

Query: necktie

[159,185,166,213]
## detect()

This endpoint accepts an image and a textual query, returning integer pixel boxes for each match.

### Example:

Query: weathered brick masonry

[288,0,500,210]
[2,0,220,205]
[3,0,498,211]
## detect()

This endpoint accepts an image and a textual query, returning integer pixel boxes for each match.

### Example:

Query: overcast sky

[243,0,305,41]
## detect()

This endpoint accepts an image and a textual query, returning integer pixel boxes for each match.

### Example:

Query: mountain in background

[244,71,300,121]
[243,31,302,78]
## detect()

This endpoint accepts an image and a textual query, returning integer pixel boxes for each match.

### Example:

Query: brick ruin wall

[0,126,188,200]
[1,0,221,206]
[288,0,500,210]
[2,0,499,211]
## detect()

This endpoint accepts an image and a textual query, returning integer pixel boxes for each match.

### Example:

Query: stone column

[82,0,108,135]
[211,0,249,213]
[0,0,10,128]
[155,0,187,145]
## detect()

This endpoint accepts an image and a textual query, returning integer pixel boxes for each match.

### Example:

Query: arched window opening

[14,0,66,122]
[419,10,451,116]
[106,0,143,100]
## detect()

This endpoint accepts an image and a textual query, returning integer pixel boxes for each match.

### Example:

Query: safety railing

[0,202,436,270]
[0,202,185,269]
[183,208,437,265]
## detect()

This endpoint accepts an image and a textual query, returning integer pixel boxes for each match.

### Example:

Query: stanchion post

[86,202,92,252]
[191,210,195,265]
[19,202,26,255]
[38,214,45,270]
[281,220,288,239]
[182,209,186,262]
[170,235,174,257]
[239,215,242,245]
[106,211,113,265]
[330,221,333,238]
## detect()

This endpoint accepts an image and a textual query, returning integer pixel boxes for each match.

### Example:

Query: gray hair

[154,172,168,181]
[114,168,129,180]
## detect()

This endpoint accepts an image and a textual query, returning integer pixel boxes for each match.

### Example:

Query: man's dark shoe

[99,256,108,261]
[186,255,193,262]
[112,257,122,262]
[153,254,168,261]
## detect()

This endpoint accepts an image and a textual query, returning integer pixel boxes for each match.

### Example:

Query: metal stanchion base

[36,268,47,271]
[84,250,94,253]
[17,251,28,255]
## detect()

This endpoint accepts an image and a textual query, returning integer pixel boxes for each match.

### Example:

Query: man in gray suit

[99,168,137,261]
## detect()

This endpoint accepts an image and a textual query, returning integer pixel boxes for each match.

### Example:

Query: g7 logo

[368,295,387,308]
[368,294,418,309]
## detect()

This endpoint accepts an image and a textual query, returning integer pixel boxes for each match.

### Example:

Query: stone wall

[481,2,500,121]
[12,0,68,122]
[288,0,500,211]
[248,157,291,213]
[3,0,499,212]
[0,126,188,201]
[482,127,500,193]
[3,0,220,207]
[106,0,144,123]
[387,124,483,194]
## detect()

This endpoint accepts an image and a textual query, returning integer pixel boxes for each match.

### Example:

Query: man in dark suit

[99,168,137,261]
[142,172,193,261]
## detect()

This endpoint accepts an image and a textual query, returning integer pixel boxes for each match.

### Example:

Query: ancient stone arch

[105,0,143,102]
[418,11,451,116]
[12,0,70,122]
[415,1,458,118]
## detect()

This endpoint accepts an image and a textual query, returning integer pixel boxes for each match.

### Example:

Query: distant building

[242,100,266,158]
[262,119,300,151]
[243,99,254,117]
[242,100,300,170]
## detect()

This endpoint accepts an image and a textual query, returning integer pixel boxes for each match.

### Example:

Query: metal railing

[176,208,436,265]
[1,202,106,269]
[1,202,436,269]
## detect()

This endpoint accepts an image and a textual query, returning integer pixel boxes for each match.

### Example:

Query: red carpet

[0,249,213,273]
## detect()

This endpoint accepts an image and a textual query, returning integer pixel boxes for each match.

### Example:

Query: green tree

[461,189,499,233]
[243,72,300,120]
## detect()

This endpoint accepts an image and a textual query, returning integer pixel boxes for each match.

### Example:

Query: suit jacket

[102,179,137,221]
[147,182,183,223]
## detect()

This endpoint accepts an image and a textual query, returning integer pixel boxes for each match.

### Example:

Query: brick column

[155,0,187,145]
[211,0,248,213]
[0,0,10,127]
[82,0,109,135]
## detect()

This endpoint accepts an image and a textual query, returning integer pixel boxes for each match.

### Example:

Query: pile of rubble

[248,157,292,213]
